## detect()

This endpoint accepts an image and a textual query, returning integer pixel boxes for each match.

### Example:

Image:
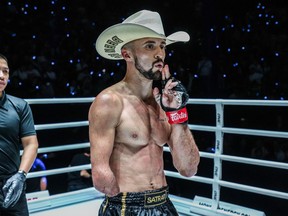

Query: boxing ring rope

[24,98,288,216]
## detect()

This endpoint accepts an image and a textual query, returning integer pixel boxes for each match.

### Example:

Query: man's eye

[146,44,154,49]
[0,68,9,74]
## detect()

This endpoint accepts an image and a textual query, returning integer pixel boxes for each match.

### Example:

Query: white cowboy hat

[95,10,190,60]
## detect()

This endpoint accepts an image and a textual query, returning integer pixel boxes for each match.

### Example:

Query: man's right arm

[88,91,122,196]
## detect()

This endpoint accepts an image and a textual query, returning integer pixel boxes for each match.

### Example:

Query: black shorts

[98,186,179,216]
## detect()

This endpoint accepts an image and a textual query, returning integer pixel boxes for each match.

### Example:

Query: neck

[123,69,154,100]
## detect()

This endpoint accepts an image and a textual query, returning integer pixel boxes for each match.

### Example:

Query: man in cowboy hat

[89,10,200,215]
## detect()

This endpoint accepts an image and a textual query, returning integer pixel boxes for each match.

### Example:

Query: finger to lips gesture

[161,65,179,109]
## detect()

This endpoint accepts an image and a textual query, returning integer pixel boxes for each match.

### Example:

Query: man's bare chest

[115,99,169,146]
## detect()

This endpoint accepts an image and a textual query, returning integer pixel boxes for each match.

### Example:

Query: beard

[135,57,162,80]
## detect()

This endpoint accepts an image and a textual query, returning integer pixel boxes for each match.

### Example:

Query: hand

[153,65,189,124]
[2,172,26,208]
[154,65,189,111]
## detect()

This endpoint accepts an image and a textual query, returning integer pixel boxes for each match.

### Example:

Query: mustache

[153,59,164,66]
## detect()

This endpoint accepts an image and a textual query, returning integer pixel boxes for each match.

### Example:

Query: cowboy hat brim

[95,23,190,60]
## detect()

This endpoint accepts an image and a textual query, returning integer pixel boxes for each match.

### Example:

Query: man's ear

[121,49,131,61]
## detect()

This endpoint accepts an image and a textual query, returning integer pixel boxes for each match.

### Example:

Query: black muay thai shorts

[98,186,179,216]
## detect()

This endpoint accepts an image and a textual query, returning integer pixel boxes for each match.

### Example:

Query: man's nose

[0,70,5,80]
[155,52,164,60]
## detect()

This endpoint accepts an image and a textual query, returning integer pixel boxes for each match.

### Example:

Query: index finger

[162,64,171,80]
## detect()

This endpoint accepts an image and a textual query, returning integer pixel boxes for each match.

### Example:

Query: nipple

[131,133,138,139]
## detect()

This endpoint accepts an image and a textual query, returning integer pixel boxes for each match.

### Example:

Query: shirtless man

[89,10,200,215]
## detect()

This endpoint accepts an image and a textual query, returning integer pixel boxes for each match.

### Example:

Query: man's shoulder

[95,85,125,104]
[6,94,25,101]
[6,94,27,106]
[6,94,30,116]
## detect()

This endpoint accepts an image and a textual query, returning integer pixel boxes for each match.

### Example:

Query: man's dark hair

[0,53,8,62]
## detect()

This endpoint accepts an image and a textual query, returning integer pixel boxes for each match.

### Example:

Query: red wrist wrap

[166,107,188,124]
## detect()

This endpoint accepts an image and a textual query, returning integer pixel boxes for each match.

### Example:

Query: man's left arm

[19,135,38,173]
[2,135,38,208]
[154,64,200,177]
[168,124,200,177]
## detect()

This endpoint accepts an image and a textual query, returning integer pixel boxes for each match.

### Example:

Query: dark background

[1,0,288,215]
[1,0,288,100]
